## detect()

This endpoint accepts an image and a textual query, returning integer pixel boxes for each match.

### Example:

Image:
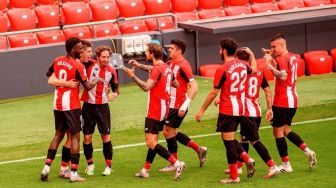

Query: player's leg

[160,125,178,173]
[82,102,96,175]
[59,131,71,179]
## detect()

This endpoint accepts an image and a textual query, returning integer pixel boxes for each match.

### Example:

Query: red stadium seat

[171,0,196,13]
[330,48,336,71]
[251,3,279,13]
[295,54,306,77]
[91,23,120,38]
[89,0,119,21]
[332,0,336,4]
[278,0,305,10]
[304,51,333,75]
[198,9,225,19]
[0,36,6,49]
[199,64,222,78]
[198,0,223,10]
[35,5,63,28]
[62,2,90,25]
[63,26,93,39]
[0,12,8,32]
[145,17,175,31]
[7,8,37,31]
[119,20,148,34]
[9,0,34,8]
[0,0,7,12]
[116,0,145,17]
[225,6,252,16]
[223,0,249,7]
[250,0,275,3]
[36,30,65,44]
[143,0,171,15]
[63,0,90,2]
[8,33,38,48]
[175,12,198,22]
[256,58,275,81]
[304,0,331,7]
[37,0,57,5]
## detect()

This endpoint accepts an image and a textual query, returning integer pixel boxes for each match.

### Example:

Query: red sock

[71,164,78,171]
[266,159,276,167]
[87,158,93,165]
[281,156,289,162]
[168,155,177,165]
[229,164,238,180]
[237,161,243,168]
[187,140,200,153]
[144,161,151,170]
[45,158,53,166]
[172,153,178,160]
[240,152,249,163]
[299,143,307,151]
[105,160,112,167]
[61,161,69,167]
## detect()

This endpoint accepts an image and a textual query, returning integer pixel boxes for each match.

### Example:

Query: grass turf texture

[0,74,335,187]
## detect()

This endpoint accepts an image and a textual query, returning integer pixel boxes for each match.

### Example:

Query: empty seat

[62,2,90,25]
[250,0,275,3]
[332,0,336,4]
[91,23,119,38]
[199,64,222,78]
[197,0,223,10]
[278,0,305,10]
[145,17,174,31]
[7,8,37,31]
[119,20,148,34]
[0,12,8,32]
[304,0,331,7]
[0,36,6,49]
[223,0,249,7]
[198,9,225,19]
[63,26,93,39]
[256,58,275,81]
[295,54,306,77]
[143,0,171,15]
[89,0,119,21]
[175,12,198,22]
[8,33,38,48]
[116,0,145,17]
[171,0,196,13]
[0,0,7,12]
[9,0,35,8]
[304,51,333,75]
[251,3,279,13]
[63,0,90,2]
[330,48,336,71]
[36,30,65,44]
[225,6,252,16]
[35,5,62,28]
[37,0,56,5]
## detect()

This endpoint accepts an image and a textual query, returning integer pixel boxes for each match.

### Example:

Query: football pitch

[0,74,336,188]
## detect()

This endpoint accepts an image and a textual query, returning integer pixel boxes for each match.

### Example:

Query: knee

[83,135,92,144]
[101,134,110,142]
[146,140,157,150]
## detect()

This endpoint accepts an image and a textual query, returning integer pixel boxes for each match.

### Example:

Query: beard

[146,58,153,64]
[220,53,225,61]
[75,53,81,59]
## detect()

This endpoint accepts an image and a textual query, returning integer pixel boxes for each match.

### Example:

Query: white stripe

[62,90,71,111]
[160,99,166,121]
[230,95,239,116]
[287,86,295,108]
[0,117,335,166]
[241,93,245,116]
[246,98,257,117]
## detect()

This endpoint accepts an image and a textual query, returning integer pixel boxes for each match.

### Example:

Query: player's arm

[48,73,78,88]
[243,47,258,74]
[121,65,155,92]
[128,59,153,72]
[178,80,198,116]
[107,71,119,101]
[261,75,273,121]
[81,79,99,90]
[264,54,287,81]
[195,87,219,122]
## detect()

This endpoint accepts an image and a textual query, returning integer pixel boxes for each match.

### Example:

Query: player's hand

[213,98,220,107]
[178,110,186,117]
[262,48,272,55]
[195,111,204,122]
[108,92,118,102]
[266,109,273,121]
[263,53,273,62]
[242,47,253,55]
[128,59,139,68]
[121,65,135,78]
[105,86,111,94]
[65,79,78,88]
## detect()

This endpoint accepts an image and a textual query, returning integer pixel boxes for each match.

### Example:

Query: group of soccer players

[40,34,317,184]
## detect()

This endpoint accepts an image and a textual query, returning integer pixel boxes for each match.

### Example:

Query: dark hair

[81,40,92,49]
[95,45,112,57]
[220,37,238,56]
[235,48,250,61]
[147,43,163,59]
[270,34,286,42]
[65,37,81,54]
[171,39,186,54]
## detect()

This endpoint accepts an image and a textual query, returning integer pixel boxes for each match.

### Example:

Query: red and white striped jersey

[273,53,298,108]
[245,71,269,117]
[168,59,194,109]
[147,63,173,121]
[48,56,88,111]
[81,60,119,104]
[213,60,252,116]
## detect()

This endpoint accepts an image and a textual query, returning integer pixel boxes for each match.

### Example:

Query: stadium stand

[304,0,331,7]
[116,0,145,18]
[145,17,175,31]
[7,8,37,31]
[35,5,62,28]
[0,11,8,32]
[36,0,56,5]
[62,26,93,39]
[251,2,279,13]
[9,0,35,9]
[143,0,174,31]
[0,36,6,49]
[119,20,148,34]
[278,0,305,10]
[223,0,249,7]
[63,0,90,2]
[62,2,90,25]
[8,33,38,48]
[197,0,225,19]
[36,30,65,44]
[331,48,336,71]
[89,0,119,21]
[296,54,306,77]
[198,64,222,78]
[171,0,198,22]
[0,0,7,12]
[90,23,120,37]
[304,50,333,75]
[198,9,225,19]
[224,6,252,16]
[332,0,336,4]
[197,0,223,10]
[250,0,275,3]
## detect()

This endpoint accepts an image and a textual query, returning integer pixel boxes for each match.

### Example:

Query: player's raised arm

[128,59,153,72]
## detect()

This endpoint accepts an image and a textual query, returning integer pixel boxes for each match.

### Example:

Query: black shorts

[216,113,243,133]
[145,117,165,134]
[82,102,111,135]
[240,117,261,142]
[54,109,82,134]
[271,106,297,127]
[165,108,187,128]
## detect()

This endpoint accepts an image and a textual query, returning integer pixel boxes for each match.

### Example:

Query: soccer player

[121,43,185,181]
[263,34,316,172]
[195,38,257,184]
[41,37,98,183]
[81,45,119,176]
[222,48,280,178]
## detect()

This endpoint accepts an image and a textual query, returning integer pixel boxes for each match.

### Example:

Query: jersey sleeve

[180,64,194,83]
[149,66,161,82]
[46,62,55,77]
[246,63,253,74]
[109,68,119,93]
[213,67,226,89]
[75,63,88,83]
[276,56,289,73]
[261,74,269,89]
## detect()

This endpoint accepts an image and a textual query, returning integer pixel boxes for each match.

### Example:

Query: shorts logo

[145,128,148,131]
[165,120,170,124]
[80,115,84,128]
